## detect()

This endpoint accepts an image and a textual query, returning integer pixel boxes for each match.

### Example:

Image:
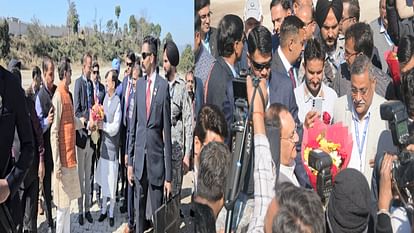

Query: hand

[378,153,397,210]
[124,155,128,167]
[304,111,320,129]
[127,165,134,186]
[183,155,190,175]
[0,179,10,204]
[79,117,87,127]
[38,161,45,181]
[55,168,62,180]
[164,181,172,199]
[406,144,414,152]
[47,107,54,125]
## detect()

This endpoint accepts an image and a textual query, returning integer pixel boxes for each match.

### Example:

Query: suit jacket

[332,93,396,185]
[93,81,105,105]
[74,76,94,148]
[0,65,34,197]
[128,73,172,187]
[194,76,204,120]
[370,18,394,73]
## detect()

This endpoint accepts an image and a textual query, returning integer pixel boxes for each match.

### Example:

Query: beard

[188,90,194,101]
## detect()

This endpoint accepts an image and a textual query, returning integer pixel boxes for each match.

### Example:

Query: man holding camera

[332,54,395,185]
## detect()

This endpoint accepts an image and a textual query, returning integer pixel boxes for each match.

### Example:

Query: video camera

[380,100,414,211]
[309,150,333,205]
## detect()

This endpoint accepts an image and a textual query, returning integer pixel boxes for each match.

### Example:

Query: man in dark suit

[0,65,34,232]
[196,0,219,58]
[73,53,94,225]
[127,35,172,233]
[205,14,244,144]
[89,61,105,206]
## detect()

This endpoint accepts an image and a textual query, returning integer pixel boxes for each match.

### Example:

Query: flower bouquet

[385,47,400,87]
[302,116,353,189]
[90,101,104,145]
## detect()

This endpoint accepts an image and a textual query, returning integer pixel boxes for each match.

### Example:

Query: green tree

[129,15,137,34]
[0,19,10,59]
[106,19,114,34]
[178,44,194,73]
[115,5,121,34]
[27,17,51,58]
[67,0,80,34]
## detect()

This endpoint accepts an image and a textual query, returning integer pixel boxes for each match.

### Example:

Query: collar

[280,160,296,176]
[380,20,386,34]
[203,29,211,44]
[82,74,88,82]
[223,59,237,78]
[147,71,156,83]
[303,82,325,103]
[278,47,292,73]
[351,104,372,123]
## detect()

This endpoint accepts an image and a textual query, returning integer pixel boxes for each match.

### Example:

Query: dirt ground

[210,0,379,30]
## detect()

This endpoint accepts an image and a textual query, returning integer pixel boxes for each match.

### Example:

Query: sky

[0,0,194,50]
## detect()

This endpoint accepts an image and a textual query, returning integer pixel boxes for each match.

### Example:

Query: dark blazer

[205,56,235,144]
[93,81,105,105]
[0,66,34,197]
[128,74,172,187]
[194,76,204,120]
[74,76,94,148]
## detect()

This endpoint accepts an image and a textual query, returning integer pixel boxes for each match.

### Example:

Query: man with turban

[163,40,193,196]
[315,0,344,87]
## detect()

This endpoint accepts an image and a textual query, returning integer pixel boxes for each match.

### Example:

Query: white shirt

[349,109,371,173]
[146,71,157,107]
[294,82,338,124]
[280,162,300,187]
[278,47,293,77]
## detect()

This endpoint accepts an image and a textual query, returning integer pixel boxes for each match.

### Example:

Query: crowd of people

[1,0,414,232]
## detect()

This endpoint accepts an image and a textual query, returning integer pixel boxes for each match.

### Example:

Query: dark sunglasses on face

[93,70,99,75]
[250,59,271,71]
[126,62,133,67]
[142,52,152,60]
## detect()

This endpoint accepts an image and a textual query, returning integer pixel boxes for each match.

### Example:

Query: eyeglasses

[186,79,194,84]
[250,59,271,71]
[341,16,355,24]
[345,50,359,59]
[142,52,152,60]
[351,87,370,96]
[200,11,212,21]
[281,124,298,143]
[126,62,134,67]
[93,70,99,75]
[303,20,314,29]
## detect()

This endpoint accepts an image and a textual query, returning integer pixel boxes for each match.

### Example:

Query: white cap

[244,0,263,22]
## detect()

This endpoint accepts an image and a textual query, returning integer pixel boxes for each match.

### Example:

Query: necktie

[146,78,152,120]
[289,67,296,88]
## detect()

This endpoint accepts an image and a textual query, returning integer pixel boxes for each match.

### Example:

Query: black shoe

[78,214,84,226]
[98,213,107,222]
[119,203,127,213]
[109,217,114,227]
[85,211,93,223]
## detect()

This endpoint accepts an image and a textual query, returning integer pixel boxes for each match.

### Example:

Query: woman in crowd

[95,69,122,227]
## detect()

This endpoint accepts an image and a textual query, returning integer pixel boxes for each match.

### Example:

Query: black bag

[153,194,180,233]
[76,129,87,149]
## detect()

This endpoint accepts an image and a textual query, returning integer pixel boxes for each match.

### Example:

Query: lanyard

[353,112,370,171]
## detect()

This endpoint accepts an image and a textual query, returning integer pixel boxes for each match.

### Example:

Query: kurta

[50,82,83,208]
[95,93,121,199]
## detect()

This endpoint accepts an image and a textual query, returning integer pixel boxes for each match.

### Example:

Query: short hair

[32,66,41,79]
[345,22,373,58]
[265,103,289,130]
[279,16,305,48]
[397,35,414,68]
[143,35,160,60]
[247,25,272,56]
[270,0,291,10]
[10,68,22,85]
[126,50,136,63]
[58,56,71,81]
[196,141,230,202]
[82,52,92,65]
[195,14,201,33]
[272,182,325,233]
[42,55,53,74]
[92,61,99,70]
[217,14,244,57]
[133,61,143,78]
[343,0,360,22]
[194,104,228,144]
[105,69,119,83]
[195,0,210,13]
[304,38,325,65]
[350,54,374,80]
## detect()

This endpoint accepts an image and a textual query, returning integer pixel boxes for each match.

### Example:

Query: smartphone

[313,98,323,115]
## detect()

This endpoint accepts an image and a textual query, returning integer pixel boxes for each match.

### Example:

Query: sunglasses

[142,52,152,60]
[250,59,271,71]
[126,62,133,67]
[93,70,99,75]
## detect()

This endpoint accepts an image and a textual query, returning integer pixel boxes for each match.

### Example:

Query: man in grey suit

[332,54,396,185]
[127,35,172,233]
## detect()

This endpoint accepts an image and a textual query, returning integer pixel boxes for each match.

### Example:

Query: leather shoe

[78,214,84,226]
[98,213,107,222]
[109,217,114,227]
[85,211,93,223]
